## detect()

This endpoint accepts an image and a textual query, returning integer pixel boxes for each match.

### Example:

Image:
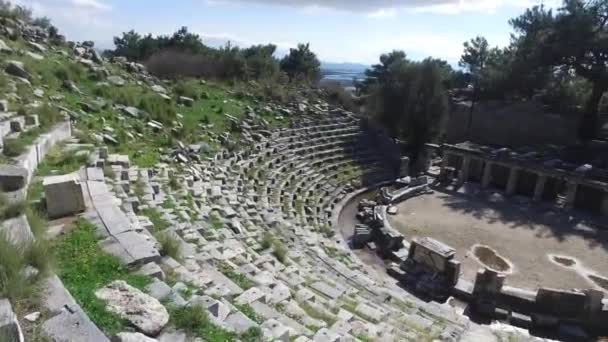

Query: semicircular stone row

[93,109,474,341]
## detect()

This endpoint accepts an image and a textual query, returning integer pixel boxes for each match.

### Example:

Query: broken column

[481,162,493,188]
[43,174,86,219]
[600,193,608,217]
[472,268,505,316]
[458,155,471,184]
[564,181,578,210]
[533,174,547,202]
[399,156,410,177]
[506,167,520,195]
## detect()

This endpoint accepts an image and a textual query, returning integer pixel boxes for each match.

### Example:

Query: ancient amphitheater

[1,14,607,342]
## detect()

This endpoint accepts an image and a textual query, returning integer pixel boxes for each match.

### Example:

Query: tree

[359,50,408,92]
[366,58,449,171]
[459,36,490,139]
[511,0,608,141]
[279,43,321,83]
[242,44,279,79]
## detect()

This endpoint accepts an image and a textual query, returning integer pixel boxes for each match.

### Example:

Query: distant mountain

[320,62,368,87]
[321,62,368,73]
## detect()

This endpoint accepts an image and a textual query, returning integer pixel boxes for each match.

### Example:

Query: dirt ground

[387,188,608,292]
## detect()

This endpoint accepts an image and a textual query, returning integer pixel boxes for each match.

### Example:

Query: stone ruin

[349,140,608,341]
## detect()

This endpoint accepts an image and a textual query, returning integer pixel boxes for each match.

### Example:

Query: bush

[2,138,26,157]
[38,103,62,128]
[139,95,176,124]
[53,62,83,82]
[260,231,273,250]
[0,232,50,308]
[0,233,29,301]
[174,80,199,100]
[272,240,287,263]
[155,231,181,261]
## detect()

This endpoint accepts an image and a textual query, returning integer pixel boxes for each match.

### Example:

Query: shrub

[53,62,83,82]
[2,138,26,157]
[272,240,287,263]
[103,166,115,179]
[155,231,181,261]
[0,233,29,301]
[0,200,25,220]
[38,103,62,128]
[260,231,273,250]
[0,232,50,308]
[139,95,176,124]
[174,80,199,100]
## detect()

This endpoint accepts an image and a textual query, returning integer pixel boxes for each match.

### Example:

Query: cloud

[204,0,556,15]
[16,0,115,43]
[71,0,112,11]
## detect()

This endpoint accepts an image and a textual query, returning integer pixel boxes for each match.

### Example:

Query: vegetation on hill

[455,0,608,141]
[107,27,321,84]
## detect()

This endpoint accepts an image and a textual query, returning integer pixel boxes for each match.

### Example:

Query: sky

[13,0,560,65]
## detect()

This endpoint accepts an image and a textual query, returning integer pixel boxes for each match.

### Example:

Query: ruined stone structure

[442,142,608,217]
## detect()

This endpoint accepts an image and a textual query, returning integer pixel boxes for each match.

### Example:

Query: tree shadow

[434,185,608,253]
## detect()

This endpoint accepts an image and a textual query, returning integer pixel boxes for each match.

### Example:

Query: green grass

[155,231,181,261]
[36,145,90,176]
[141,208,169,231]
[209,214,224,230]
[169,305,262,342]
[2,127,43,157]
[53,219,152,336]
[0,232,51,313]
[0,193,25,220]
[235,303,264,324]
[298,300,336,326]
[217,262,255,290]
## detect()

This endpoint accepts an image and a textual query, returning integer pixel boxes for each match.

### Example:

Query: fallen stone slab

[95,280,169,336]
[0,299,23,342]
[43,173,86,219]
[42,308,109,342]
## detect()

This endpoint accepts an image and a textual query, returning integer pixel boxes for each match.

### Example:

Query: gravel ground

[387,189,608,292]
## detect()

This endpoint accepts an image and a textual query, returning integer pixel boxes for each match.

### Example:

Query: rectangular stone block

[43,174,86,219]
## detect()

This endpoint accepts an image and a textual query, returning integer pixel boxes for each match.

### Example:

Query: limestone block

[43,308,108,342]
[0,299,23,342]
[43,173,85,219]
[0,165,28,191]
[95,280,169,336]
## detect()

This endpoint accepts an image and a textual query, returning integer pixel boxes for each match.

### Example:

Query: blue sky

[16,0,559,65]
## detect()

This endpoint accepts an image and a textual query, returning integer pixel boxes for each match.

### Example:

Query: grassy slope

[53,219,152,336]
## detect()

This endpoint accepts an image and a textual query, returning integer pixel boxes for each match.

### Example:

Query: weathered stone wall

[446,100,579,147]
